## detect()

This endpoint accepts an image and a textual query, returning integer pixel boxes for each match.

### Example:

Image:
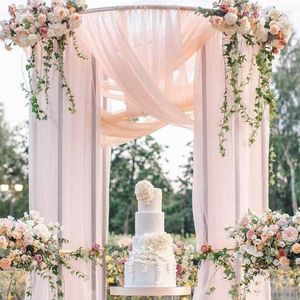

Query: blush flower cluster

[0,211,102,300]
[0,0,86,50]
[208,0,292,54]
[199,209,300,299]
[0,0,88,121]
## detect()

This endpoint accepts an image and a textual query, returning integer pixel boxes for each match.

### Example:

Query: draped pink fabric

[29,7,270,300]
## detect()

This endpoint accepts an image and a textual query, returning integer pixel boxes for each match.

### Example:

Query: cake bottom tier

[124,261,176,288]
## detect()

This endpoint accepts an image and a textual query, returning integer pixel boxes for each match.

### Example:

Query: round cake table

[110,286,191,298]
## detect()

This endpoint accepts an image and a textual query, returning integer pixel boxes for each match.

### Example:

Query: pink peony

[282,227,298,243]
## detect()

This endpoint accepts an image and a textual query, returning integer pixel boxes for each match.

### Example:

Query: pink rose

[220,3,229,12]
[279,256,290,269]
[39,25,48,38]
[282,227,298,243]
[8,5,16,17]
[261,232,270,242]
[0,258,11,270]
[200,243,212,253]
[92,243,102,252]
[34,254,43,263]
[270,24,280,35]
[278,248,287,257]
[246,229,255,240]
[277,218,288,227]
[176,264,183,276]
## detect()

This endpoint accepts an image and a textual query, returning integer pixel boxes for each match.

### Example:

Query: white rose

[224,12,238,26]
[47,12,58,23]
[33,223,51,242]
[268,9,282,21]
[48,23,68,38]
[37,13,47,25]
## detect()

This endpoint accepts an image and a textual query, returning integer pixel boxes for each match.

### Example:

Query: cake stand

[110,286,192,298]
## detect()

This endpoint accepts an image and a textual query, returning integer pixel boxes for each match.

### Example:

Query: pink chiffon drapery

[29,7,270,300]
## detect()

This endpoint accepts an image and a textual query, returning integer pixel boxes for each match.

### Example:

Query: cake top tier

[135,180,162,212]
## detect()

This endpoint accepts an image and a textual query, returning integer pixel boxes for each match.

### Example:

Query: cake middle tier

[135,212,164,236]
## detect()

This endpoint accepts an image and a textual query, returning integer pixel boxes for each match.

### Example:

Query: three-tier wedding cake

[124,180,177,288]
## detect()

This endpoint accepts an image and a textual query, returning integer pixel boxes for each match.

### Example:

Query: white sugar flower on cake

[135,180,154,205]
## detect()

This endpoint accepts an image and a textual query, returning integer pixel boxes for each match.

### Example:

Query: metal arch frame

[83,5,196,14]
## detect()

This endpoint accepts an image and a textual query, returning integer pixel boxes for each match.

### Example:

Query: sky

[0,0,299,183]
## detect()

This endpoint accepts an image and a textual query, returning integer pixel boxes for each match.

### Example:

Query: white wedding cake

[124,180,177,288]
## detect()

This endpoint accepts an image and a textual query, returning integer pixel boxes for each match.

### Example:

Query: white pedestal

[110,287,191,296]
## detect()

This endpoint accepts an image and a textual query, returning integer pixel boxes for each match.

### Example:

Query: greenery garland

[0,0,88,120]
[197,0,292,156]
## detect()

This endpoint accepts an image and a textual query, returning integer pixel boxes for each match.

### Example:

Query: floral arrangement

[199,210,300,299]
[0,211,103,300]
[197,0,293,156]
[0,0,88,120]
[134,180,155,205]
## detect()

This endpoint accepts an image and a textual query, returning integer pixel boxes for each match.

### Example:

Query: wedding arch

[3,1,286,299]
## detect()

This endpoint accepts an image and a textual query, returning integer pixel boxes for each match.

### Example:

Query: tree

[109,136,173,235]
[165,142,194,235]
[0,103,28,218]
[270,38,300,214]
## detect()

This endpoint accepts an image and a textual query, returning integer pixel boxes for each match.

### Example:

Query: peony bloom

[282,226,298,243]
[224,12,238,26]
[33,223,51,242]
[292,243,300,254]
[0,258,11,270]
